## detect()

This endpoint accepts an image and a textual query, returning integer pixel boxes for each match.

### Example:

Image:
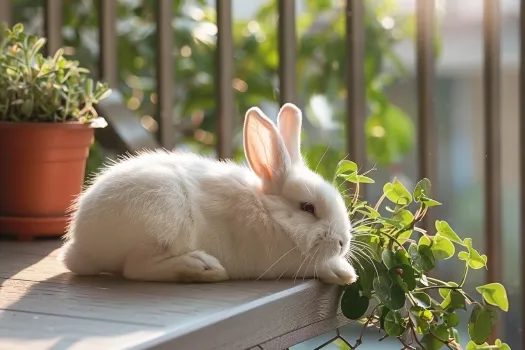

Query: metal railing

[0,0,522,346]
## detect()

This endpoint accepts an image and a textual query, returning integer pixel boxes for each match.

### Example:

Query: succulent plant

[0,23,111,125]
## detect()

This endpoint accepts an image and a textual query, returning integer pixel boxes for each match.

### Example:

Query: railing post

[416,0,436,230]
[156,0,175,150]
[483,0,503,341]
[0,0,11,26]
[278,0,297,105]
[345,0,366,196]
[44,0,62,56]
[98,0,117,88]
[215,0,234,159]
[518,0,525,349]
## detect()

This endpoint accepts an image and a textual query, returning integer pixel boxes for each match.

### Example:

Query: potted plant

[0,23,111,240]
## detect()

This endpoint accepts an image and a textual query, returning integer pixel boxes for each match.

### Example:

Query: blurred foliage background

[12,0,416,180]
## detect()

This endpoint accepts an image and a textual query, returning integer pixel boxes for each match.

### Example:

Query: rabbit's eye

[300,202,315,215]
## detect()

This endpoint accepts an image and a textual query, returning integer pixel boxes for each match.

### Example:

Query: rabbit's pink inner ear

[277,103,302,164]
[243,108,289,187]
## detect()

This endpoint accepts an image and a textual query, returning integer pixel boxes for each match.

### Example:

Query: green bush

[334,161,510,349]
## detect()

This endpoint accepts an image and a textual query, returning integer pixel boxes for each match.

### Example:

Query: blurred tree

[11,0,416,179]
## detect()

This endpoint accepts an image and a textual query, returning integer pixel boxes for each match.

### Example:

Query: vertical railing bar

[156,0,174,150]
[518,0,525,349]
[98,0,117,88]
[0,0,12,26]
[483,0,503,284]
[44,0,62,57]
[345,0,366,196]
[215,0,234,159]
[416,0,436,230]
[483,0,502,341]
[278,0,297,105]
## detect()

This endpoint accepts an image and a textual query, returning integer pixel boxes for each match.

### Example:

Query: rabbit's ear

[277,103,303,164]
[244,107,291,192]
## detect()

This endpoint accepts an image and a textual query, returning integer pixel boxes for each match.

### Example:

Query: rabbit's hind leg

[58,240,103,275]
[122,249,229,283]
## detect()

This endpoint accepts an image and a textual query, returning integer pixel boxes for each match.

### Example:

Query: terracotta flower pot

[0,122,94,240]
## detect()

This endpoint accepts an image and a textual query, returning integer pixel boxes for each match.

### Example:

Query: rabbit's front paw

[177,250,230,283]
[318,257,357,286]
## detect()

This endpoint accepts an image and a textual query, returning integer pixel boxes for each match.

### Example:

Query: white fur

[58,103,357,285]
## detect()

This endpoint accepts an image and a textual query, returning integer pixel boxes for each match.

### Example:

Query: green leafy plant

[334,160,510,349]
[0,23,111,124]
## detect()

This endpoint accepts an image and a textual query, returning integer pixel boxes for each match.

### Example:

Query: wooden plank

[0,310,162,350]
[0,279,236,326]
[0,239,61,256]
[0,241,347,350]
[128,280,342,350]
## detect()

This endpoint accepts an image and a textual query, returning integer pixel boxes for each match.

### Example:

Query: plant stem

[352,182,360,207]
[429,329,455,350]
[415,285,477,304]
[459,263,469,287]
[396,336,416,350]
[380,231,407,252]
[374,192,387,211]
[352,305,379,348]
[408,319,425,350]
[416,286,461,292]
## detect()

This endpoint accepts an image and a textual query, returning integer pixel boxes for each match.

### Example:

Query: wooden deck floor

[0,239,350,350]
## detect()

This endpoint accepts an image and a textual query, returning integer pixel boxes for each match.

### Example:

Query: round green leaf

[414,178,431,202]
[475,283,509,312]
[421,324,449,350]
[466,341,483,350]
[335,160,357,177]
[394,249,411,266]
[412,292,431,308]
[496,339,512,350]
[384,310,405,336]
[383,178,413,205]
[397,229,414,245]
[419,234,455,260]
[379,305,389,331]
[441,290,467,311]
[410,306,434,323]
[439,282,458,298]
[356,175,375,183]
[393,209,413,226]
[354,257,385,293]
[463,238,488,269]
[450,327,461,344]
[408,244,436,272]
[382,250,396,269]
[373,275,406,310]
[389,264,416,291]
[444,312,460,328]
[458,251,469,261]
[468,304,493,345]
[435,220,463,245]
[341,285,370,320]
[409,306,431,334]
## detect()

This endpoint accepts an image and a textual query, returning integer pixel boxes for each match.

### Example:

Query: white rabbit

[58,103,357,285]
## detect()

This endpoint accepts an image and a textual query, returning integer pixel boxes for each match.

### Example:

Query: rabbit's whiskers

[257,245,298,281]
